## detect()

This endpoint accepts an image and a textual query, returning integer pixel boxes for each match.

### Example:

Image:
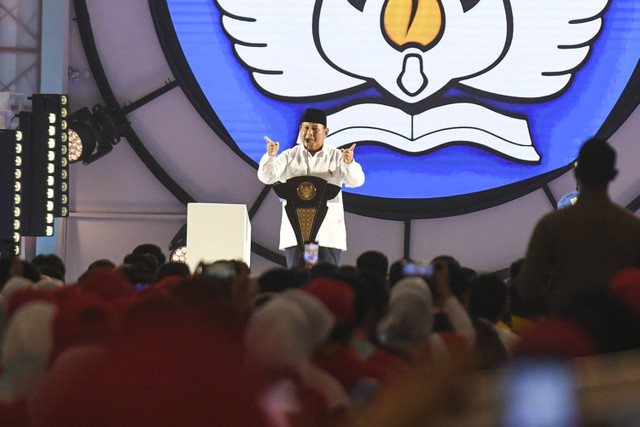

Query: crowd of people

[0,139,639,425]
[0,243,639,425]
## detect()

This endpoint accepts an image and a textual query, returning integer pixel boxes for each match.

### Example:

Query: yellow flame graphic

[383,0,442,48]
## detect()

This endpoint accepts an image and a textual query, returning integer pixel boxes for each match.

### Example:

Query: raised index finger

[349,143,356,152]
[264,136,274,144]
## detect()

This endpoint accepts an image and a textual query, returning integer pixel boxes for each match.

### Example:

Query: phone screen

[303,243,319,266]
[501,360,579,427]
[402,261,434,278]
[196,260,236,279]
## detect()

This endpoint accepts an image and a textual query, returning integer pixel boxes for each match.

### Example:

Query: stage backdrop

[158,0,640,218]
[58,0,640,280]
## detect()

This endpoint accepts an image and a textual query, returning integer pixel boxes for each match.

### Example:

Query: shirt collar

[301,144,326,157]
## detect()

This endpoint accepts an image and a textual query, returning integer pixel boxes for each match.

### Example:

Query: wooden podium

[186,203,251,271]
[273,176,341,247]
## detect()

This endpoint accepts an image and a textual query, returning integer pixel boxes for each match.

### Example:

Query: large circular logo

[157,0,640,218]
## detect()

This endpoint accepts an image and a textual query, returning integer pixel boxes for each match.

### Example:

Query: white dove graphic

[215,0,610,163]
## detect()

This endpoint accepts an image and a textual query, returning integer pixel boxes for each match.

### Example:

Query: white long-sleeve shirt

[258,143,365,250]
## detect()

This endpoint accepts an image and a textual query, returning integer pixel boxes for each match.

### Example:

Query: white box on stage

[186,203,251,271]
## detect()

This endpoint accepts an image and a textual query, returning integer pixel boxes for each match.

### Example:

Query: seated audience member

[348,270,390,347]
[456,266,477,311]
[131,243,166,269]
[244,289,349,423]
[387,256,476,346]
[356,250,389,283]
[518,137,640,315]
[30,296,266,427]
[78,268,135,302]
[308,262,340,281]
[31,254,66,283]
[0,259,41,290]
[432,261,476,333]
[304,277,390,401]
[156,261,190,281]
[336,268,406,377]
[505,258,535,333]
[377,277,471,366]
[149,275,186,297]
[338,271,408,388]
[388,259,408,289]
[77,259,116,283]
[429,256,476,347]
[50,292,116,363]
[468,274,520,367]
[258,267,303,294]
[35,276,64,292]
[514,286,640,359]
[172,259,255,319]
[0,301,57,404]
[171,274,230,309]
[5,288,56,320]
[1,276,34,309]
[0,259,42,335]
[302,277,367,382]
[120,252,159,286]
[430,256,463,306]
[254,267,303,308]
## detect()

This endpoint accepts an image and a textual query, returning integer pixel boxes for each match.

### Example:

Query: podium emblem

[273,176,341,247]
[297,182,316,201]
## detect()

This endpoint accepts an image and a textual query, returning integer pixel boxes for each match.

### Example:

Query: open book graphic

[325,102,540,163]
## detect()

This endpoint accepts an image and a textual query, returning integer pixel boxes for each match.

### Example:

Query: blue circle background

[167,0,640,200]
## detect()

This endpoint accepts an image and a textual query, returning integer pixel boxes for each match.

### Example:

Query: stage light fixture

[0,129,23,256]
[171,246,187,263]
[67,104,128,165]
[68,128,84,162]
[66,80,178,166]
[169,223,187,264]
[30,94,69,218]
[17,110,53,236]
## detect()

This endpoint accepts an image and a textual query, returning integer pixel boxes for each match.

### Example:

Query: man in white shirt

[258,108,365,268]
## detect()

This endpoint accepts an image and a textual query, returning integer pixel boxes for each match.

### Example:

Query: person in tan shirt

[517,137,640,315]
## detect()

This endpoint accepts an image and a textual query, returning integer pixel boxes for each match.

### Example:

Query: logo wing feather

[216,0,364,98]
[459,0,610,100]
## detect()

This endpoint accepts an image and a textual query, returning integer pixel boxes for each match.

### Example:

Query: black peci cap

[299,108,326,127]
